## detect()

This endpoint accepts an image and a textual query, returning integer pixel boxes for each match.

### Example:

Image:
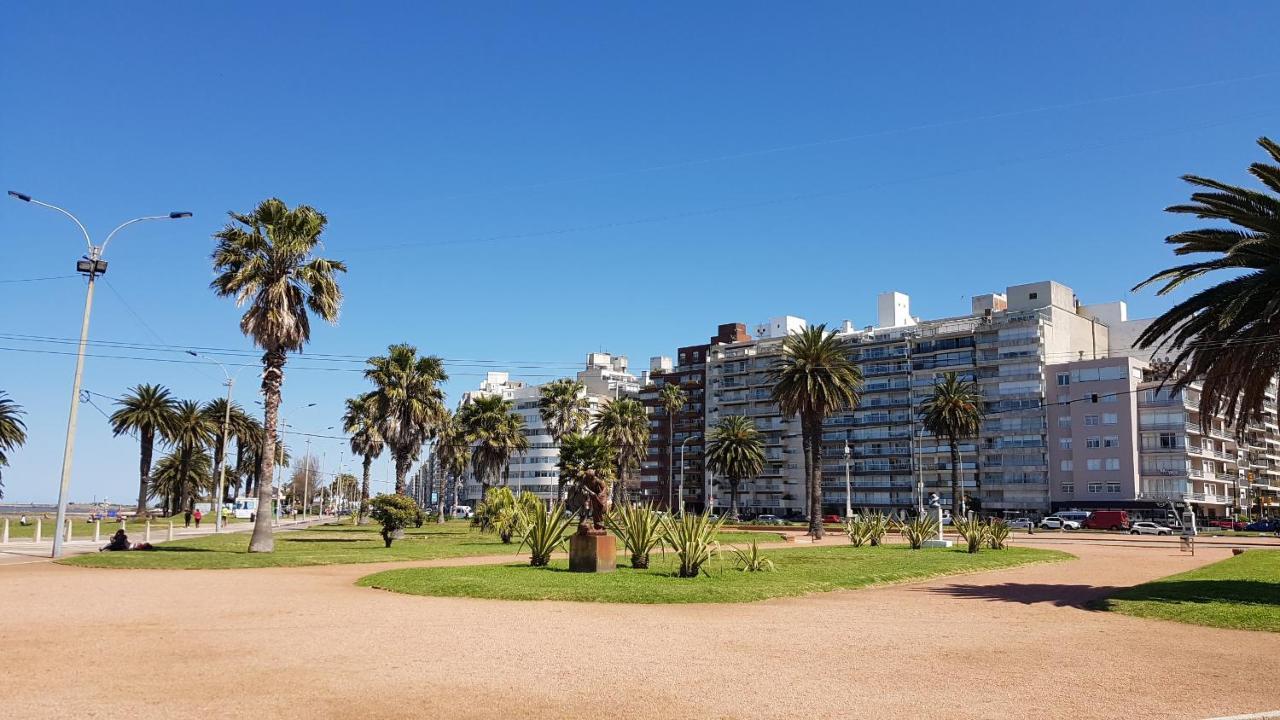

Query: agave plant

[660,511,725,578]
[843,516,872,547]
[731,540,775,572]
[863,510,891,547]
[987,519,1012,550]
[897,514,940,550]
[952,516,989,554]
[476,486,518,541]
[518,501,575,567]
[607,502,664,569]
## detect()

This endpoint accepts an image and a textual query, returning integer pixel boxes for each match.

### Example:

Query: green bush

[952,516,989,554]
[987,519,1012,550]
[843,516,872,547]
[897,514,940,550]
[476,487,532,543]
[517,501,575,567]
[863,510,891,547]
[369,494,421,548]
[607,502,663,569]
[660,511,725,578]
[731,540,775,572]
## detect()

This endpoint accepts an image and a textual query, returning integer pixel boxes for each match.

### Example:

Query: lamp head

[7,190,32,202]
[169,211,193,219]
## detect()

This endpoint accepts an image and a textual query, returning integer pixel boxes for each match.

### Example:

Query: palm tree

[658,382,688,511]
[109,384,177,515]
[211,197,346,552]
[166,400,217,516]
[342,393,384,521]
[0,391,27,500]
[1135,137,1280,433]
[364,344,448,495]
[591,396,648,504]
[919,372,985,519]
[538,378,589,502]
[768,324,862,538]
[202,397,250,506]
[459,394,529,498]
[433,409,469,523]
[705,415,765,520]
[150,450,213,511]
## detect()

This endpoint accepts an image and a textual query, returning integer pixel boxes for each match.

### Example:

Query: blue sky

[2,1,1278,504]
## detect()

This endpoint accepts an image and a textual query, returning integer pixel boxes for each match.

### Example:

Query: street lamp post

[8,191,190,558]
[677,434,699,516]
[186,351,238,532]
[844,441,852,519]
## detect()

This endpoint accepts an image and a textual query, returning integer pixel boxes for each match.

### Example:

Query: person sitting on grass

[102,529,131,552]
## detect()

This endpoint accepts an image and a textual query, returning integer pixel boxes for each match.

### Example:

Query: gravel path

[1,536,1276,719]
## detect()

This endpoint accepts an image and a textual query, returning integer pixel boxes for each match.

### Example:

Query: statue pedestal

[569,533,616,573]
[922,539,954,548]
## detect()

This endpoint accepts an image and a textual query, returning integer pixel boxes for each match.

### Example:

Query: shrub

[731,540,775,572]
[987,519,1012,550]
[369,494,421,548]
[953,516,989,554]
[660,511,725,578]
[897,514,940,550]
[517,501,574,567]
[843,516,872,547]
[476,487,533,543]
[607,503,663,569]
[863,510,891,546]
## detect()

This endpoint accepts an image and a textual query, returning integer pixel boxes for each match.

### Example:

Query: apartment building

[639,324,751,511]
[702,280,1114,517]
[1046,355,1280,520]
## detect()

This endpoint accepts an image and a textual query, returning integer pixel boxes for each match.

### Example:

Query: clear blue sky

[2,1,1278,504]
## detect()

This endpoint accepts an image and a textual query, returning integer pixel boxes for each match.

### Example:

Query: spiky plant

[211,198,346,552]
[843,516,872,547]
[897,514,940,550]
[1134,137,1280,434]
[607,502,663,569]
[768,324,862,538]
[731,539,775,572]
[518,501,575,567]
[987,519,1012,550]
[952,515,989,554]
[660,511,725,578]
[863,509,891,547]
[919,372,985,519]
[477,486,519,542]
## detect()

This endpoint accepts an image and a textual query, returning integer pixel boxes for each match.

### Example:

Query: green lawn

[356,545,1069,604]
[58,521,784,570]
[1097,550,1280,633]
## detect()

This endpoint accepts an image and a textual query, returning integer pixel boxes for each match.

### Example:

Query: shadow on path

[922,582,1123,607]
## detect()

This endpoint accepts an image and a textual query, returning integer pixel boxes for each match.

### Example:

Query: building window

[1029,292,1039,300]
[1106,482,1121,493]
[1057,393,1070,403]
[1086,459,1101,471]
[1084,415,1099,426]
[1060,483,1075,494]
[1060,460,1073,471]
[1105,458,1120,471]
[1101,393,1118,403]
[1104,436,1119,448]
[1088,482,1103,493]
[1059,438,1072,450]
[1102,413,1118,425]
[1057,373,1070,386]
[1086,436,1100,448]
[1057,416,1071,428]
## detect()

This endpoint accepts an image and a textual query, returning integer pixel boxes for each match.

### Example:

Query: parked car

[1083,510,1130,531]
[821,514,843,524]
[1244,519,1278,532]
[1006,518,1034,530]
[754,514,785,525]
[1207,519,1246,531]
[1129,521,1173,536]
[1038,517,1081,530]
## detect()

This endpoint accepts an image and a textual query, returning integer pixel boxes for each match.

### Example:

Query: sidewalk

[0,515,334,566]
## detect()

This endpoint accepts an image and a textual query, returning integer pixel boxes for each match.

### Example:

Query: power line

[0,275,80,284]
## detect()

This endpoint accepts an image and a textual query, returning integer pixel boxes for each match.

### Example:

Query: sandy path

[1,537,1277,720]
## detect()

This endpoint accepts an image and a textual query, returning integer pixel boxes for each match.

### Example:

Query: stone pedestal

[922,538,954,548]
[569,532,616,573]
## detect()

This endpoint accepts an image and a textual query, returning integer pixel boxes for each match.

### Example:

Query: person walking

[193,508,203,529]
[184,509,192,528]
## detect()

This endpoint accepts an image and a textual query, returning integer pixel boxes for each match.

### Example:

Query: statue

[569,467,611,536]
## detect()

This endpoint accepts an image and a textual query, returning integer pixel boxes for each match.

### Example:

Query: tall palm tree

[459,394,529,498]
[150,450,213,511]
[364,344,448,494]
[109,384,177,515]
[919,372,984,519]
[769,324,862,538]
[434,409,469,523]
[0,391,27,500]
[167,400,217,516]
[591,396,648,504]
[342,393,384,521]
[658,382,688,511]
[705,415,766,520]
[202,397,250,506]
[538,378,590,502]
[1135,136,1280,433]
[211,197,346,552]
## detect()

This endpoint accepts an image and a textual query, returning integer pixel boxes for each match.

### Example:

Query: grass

[356,544,1069,604]
[58,521,784,570]
[0,514,255,541]
[1097,550,1280,633]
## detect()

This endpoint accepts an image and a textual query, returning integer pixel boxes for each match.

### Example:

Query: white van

[451,505,473,519]
[1053,511,1092,526]
[233,497,259,519]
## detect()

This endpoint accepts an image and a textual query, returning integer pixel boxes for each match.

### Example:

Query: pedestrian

[184,509,192,528]
[19,514,28,526]
[193,508,203,528]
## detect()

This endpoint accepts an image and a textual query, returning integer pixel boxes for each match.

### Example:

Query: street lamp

[678,433,701,516]
[844,441,852,519]
[9,191,190,557]
[186,350,241,532]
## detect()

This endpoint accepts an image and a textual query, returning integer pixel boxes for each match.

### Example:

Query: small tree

[369,493,420,548]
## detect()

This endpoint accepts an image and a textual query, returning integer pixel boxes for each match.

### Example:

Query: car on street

[754,514,785,525]
[1207,519,1246,531]
[822,514,843,524]
[1129,521,1173,536]
[1006,518,1034,530]
[1083,510,1130,531]
[1038,516,1081,530]
[1244,519,1278,532]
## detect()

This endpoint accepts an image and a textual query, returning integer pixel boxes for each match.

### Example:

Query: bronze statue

[568,467,611,535]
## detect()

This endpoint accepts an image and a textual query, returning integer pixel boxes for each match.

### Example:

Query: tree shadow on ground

[923,583,1124,607]
[1097,579,1280,608]
[282,538,362,543]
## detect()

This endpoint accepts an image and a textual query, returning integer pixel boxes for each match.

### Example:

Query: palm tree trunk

[360,453,372,522]
[436,469,447,523]
[949,432,962,519]
[805,414,824,539]
[729,477,740,520]
[249,349,286,553]
[668,414,675,512]
[136,427,154,516]
[394,450,410,495]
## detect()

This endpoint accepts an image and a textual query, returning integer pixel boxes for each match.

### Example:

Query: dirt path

[1,537,1276,719]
